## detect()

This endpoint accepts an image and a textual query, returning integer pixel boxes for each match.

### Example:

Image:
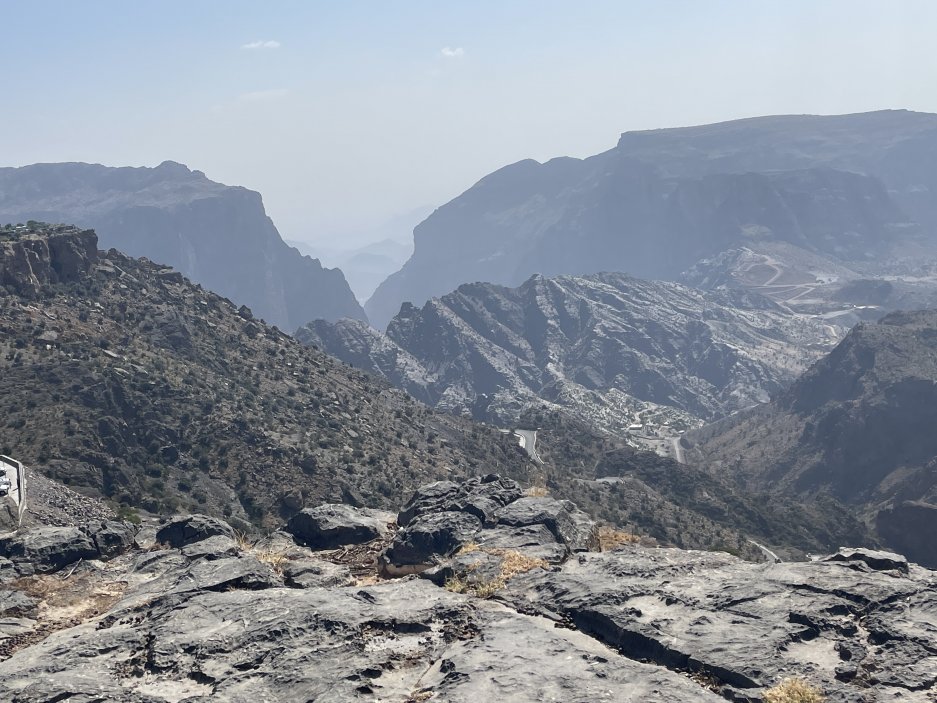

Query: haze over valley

[2,3,936,701]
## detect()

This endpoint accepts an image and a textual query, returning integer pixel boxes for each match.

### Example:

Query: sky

[3,1,937,247]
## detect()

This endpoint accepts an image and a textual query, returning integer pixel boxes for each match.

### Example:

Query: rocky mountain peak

[0,162,366,330]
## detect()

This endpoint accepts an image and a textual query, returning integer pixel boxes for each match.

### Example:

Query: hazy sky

[3,1,937,246]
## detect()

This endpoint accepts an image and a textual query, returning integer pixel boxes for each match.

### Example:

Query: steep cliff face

[365,110,935,330]
[304,272,843,434]
[687,309,937,566]
[0,162,366,330]
[0,225,97,296]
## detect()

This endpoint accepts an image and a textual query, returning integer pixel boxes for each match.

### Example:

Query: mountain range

[0,224,871,559]
[0,223,525,525]
[0,161,366,331]
[366,110,937,329]
[686,309,937,567]
[301,271,843,438]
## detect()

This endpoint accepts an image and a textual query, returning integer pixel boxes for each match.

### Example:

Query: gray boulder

[180,534,240,561]
[286,504,388,549]
[421,549,507,587]
[84,520,137,559]
[475,524,569,564]
[495,497,599,552]
[0,526,99,574]
[398,474,523,527]
[384,511,482,574]
[156,514,236,548]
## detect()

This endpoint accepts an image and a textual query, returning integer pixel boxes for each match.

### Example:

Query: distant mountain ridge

[686,308,937,567]
[301,271,843,438]
[0,161,367,330]
[366,110,935,329]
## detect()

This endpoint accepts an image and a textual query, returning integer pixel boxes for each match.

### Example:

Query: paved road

[748,539,782,563]
[514,429,544,465]
[671,437,685,464]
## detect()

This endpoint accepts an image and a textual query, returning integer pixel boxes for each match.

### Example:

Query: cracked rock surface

[0,477,934,702]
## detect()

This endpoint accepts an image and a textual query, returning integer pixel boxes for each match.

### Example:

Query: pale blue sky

[3,1,936,245]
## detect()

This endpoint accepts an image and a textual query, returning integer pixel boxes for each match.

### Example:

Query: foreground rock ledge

[0,476,932,702]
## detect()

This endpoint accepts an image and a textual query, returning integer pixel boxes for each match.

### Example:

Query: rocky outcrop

[285,504,391,549]
[306,271,842,430]
[0,226,96,297]
[0,482,932,701]
[156,514,237,548]
[0,520,136,575]
[383,475,597,576]
[0,162,366,329]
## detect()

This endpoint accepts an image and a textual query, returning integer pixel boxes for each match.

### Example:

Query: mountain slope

[0,161,366,330]
[686,309,937,566]
[0,223,527,525]
[366,110,933,329]
[302,272,843,439]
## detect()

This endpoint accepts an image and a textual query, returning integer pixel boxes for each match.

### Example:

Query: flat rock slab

[418,603,725,702]
[282,558,354,589]
[502,545,937,701]
[0,573,727,702]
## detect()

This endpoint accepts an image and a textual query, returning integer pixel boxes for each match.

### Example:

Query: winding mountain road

[514,429,544,465]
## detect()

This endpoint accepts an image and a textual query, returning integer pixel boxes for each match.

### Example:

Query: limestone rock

[495,497,600,553]
[156,514,236,548]
[0,526,98,574]
[384,511,481,573]
[84,519,137,559]
[285,504,389,550]
[397,474,523,527]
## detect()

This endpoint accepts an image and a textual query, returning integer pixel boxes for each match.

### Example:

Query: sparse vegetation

[446,545,549,598]
[597,525,640,551]
[0,227,531,525]
[763,678,825,703]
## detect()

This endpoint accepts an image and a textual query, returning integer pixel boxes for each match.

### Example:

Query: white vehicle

[0,455,19,498]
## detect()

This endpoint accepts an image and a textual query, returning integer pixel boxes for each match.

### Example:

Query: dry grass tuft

[493,549,549,580]
[443,576,469,594]
[445,547,549,598]
[233,531,289,576]
[252,548,289,576]
[763,678,825,703]
[597,525,640,551]
[233,530,254,551]
[524,486,550,497]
